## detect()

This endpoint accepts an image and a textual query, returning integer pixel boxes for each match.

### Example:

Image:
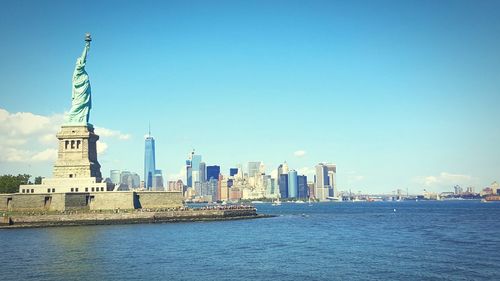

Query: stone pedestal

[52,125,102,182]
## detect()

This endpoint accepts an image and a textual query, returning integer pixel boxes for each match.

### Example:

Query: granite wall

[90,192,135,210]
[136,191,183,209]
[7,194,50,211]
[1,191,183,212]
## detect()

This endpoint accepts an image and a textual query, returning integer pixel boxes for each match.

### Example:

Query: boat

[295,200,305,204]
[308,197,313,206]
[251,200,264,204]
[272,197,281,206]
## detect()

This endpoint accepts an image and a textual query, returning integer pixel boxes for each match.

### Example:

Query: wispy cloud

[95,127,131,140]
[344,170,365,185]
[416,172,473,188]
[294,150,306,157]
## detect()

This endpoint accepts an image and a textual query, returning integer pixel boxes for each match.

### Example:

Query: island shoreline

[1,208,275,229]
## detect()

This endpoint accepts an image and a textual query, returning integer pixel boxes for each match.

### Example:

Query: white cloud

[31,149,57,162]
[0,108,128,164]
[95,127,130,140]
[294,150,306,157]
[97,142,108,155]
[0,109,63,163]
[3,148,31,162]
[38,133,57,145]
[0,108,64,138]
[168,167,187,182]
[417,172,473,187]
[297,166,315,178]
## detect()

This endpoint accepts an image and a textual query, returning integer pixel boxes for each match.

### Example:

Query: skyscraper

[248,162,261,178]
[288,170,298,198]
[326,163,337,197]
[297,175,308,199]
[191,154,202,184]
[282,161,289,174]
[199,162,206,183]
[186,150,194,187]
[278,161,289,197]
[110,170,121,185]
[144,131,156,190]
[315,163,330,201]
[315,164,329,188]
[207,165,221,181]
[277,164,283,187]
[229,168,238,177]
[153,169,164,191]
[279,174,288,198]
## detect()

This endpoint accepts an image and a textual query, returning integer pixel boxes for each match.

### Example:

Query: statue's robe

[67,58,91,124]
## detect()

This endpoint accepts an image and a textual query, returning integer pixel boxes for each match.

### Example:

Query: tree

[0,174,32,193]
[34,176,43,185]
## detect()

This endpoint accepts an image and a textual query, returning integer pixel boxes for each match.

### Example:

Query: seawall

[0,207,271,229]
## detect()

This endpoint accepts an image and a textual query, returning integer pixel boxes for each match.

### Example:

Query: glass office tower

[144,134,156,190]
[288,170,298,198]
[207,165,221,181]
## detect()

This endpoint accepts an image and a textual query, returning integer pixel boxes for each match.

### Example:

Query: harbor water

[1,201,499,280]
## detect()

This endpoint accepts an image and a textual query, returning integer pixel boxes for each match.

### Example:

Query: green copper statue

[67,33,92,125]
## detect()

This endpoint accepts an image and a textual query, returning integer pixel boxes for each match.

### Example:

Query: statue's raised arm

[81,41,90,63]
[67,33,93,125]
[80,33,91,63]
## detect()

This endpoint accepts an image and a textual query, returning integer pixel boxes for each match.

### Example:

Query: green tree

[34,176,43,184]
[0,174,31,193]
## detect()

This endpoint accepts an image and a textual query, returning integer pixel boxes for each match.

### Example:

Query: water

[1,201,499,280]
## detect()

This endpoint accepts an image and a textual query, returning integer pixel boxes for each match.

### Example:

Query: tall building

[248,162,261,178]
[199,162,206,183]
[279,174,289,198]
[315,164,329,188]
[282,161,289,174]
[186,150,194,187]
[264,175,275,196]
[191,154,202,184]
[130,173,140,188]
[259,162,265,175]
[297,175,308,199]
[118,171,140,190]
[220,177,229,201]
[229,168,238,177]
[277,164,283,187]
[315,163,330,201]
[208,178,218,202]
[110,170,121,185]
[144,131,156,190]
[152,169,164,191]
[326,164,337,197]
[207,165,221,181]
[288,170,298,198]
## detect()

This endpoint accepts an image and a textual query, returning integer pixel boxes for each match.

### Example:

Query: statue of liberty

[67,33,92,125]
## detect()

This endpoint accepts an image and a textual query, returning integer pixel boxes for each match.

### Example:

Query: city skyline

[1,1,499,194]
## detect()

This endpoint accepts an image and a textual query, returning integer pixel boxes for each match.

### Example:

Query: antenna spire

[148,122,151,137]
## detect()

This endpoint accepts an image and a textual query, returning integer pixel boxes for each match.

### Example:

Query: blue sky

[1,0,499,193]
